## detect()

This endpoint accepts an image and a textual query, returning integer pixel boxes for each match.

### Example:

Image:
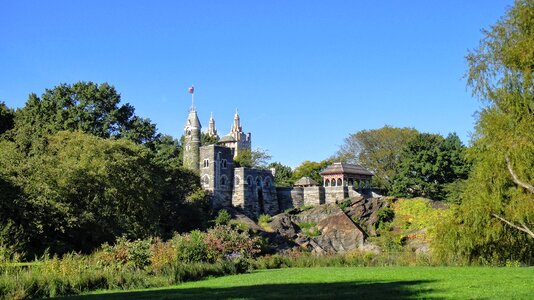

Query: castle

[182,103,374,219]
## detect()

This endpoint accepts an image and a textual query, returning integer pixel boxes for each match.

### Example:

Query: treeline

[0,82,210,259]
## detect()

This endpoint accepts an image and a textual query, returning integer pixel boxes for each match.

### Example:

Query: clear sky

[0,0,513,168]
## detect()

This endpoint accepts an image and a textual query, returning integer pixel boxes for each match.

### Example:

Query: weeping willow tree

[434,0,534,264]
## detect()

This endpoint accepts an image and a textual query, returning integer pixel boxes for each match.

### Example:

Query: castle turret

[183,107,201,172]
[207,112,219,139]
[218,109,251,157]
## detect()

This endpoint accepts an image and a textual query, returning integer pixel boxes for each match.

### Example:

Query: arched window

[246,176,253,186]
[201,175,210,186]
[220,176,227,186]
[235,176,241,186]
[222,159,227,168]
[264,178,271,187]
[203,159,209,168]
[325,179,330,187]
[337,178,342,186]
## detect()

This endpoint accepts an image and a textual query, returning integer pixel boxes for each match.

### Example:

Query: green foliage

[298,221,321,237]
[0,101,14,135]
[375,206,395,230]
[268,162,293,187]
[291,160,331,185]
[234,148,272,168]
[335,126,419,192]
[201,132,219,146]
[215,209,232,226]
[11,82,157,154]
[337,199,352,212]
[434,0,534,265]
[258,214,271,224]
[390,133,470,201]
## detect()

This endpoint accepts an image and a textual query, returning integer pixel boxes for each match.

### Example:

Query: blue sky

[0,0,513,167]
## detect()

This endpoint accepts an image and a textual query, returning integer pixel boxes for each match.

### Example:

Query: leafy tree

[268,162,294,187]
[234,148,272,168]
[0,101,14,135]
[11,82,157,153]
[151,134,182,170]
[291,160,332,185]
[390,133,469,201]
[434,0,534,264]
[335,126,419,192]
[201,132,218,146]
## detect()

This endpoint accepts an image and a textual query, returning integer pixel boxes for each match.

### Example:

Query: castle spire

[207,112,219,139]
[231,108,241,133]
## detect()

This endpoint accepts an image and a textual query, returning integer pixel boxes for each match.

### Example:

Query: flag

[188,85,194,94]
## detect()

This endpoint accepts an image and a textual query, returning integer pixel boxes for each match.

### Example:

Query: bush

[214,209,232,226]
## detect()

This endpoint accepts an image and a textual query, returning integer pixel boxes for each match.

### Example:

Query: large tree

[390,132,469,202]
[434,0,534,264]
[10,82,157,153]
[335,126,419,192]
[291,160,332,185]
[0,101,14,135]
[268,162,294,187]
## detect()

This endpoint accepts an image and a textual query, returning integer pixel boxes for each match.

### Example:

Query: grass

[61,266,534,299]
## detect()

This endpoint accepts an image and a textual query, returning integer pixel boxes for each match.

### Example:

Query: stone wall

[199,145,234,208]
[233,168,278,218]
[303,186,324,206]
[276,187,304,210]
[324,186,349,203]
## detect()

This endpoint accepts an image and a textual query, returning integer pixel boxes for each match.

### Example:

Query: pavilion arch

[325,179,330,187]
[337,178,342,186]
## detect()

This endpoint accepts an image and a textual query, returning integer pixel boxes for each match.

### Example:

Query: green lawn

[62,267,533,299]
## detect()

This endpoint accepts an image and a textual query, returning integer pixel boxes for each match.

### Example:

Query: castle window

[246,176,252,186]
[201,175,210,186]
[203,159,209,168]
[222,159,227,168]
[235,176,240,186]
[264,178,270,187]
[220,176,227,186]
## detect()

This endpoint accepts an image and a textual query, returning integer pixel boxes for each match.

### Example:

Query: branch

[492,214,534,239]
[505,156,534,194]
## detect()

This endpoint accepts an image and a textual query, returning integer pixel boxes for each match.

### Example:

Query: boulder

[310,209,365,254]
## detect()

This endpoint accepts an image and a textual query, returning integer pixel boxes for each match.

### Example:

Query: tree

[201,132,218,146]
[268,162,293,187]
[0,101,14,135]
[234,148,272,168]
[291,160,332,185]
[335,126,419,192]
[434,0,534,264]
[11,82,157,153]
[390,132,469,201]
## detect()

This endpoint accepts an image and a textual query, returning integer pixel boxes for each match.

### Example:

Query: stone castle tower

[218,110,251,157]
[183,107,201,172]
[207,112,219,139]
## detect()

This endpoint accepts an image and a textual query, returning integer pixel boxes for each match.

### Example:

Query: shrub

[214,209,232,226]
[174,230,209,263]
[298,221,321,237]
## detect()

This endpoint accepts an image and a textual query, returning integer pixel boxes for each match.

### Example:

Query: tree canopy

[434,0,534,264]
[9,82,157,154]
[268,162,294,187]
[390,133,469,202]
[335,126,419,192]
[233,148,272,169]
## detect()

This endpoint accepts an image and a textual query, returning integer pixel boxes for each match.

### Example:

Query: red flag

[188,85,194,94]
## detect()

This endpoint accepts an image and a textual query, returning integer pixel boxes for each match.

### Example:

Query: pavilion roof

[320,162,374,176]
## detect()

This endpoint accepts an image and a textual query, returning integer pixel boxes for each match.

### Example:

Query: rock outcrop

[268,203,366,254]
